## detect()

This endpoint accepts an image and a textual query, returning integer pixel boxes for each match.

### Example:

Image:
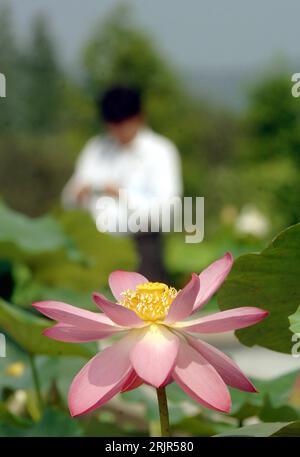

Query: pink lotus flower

[33,252,268,417]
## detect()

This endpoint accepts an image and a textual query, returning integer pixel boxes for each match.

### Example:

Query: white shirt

[62,127,183,234]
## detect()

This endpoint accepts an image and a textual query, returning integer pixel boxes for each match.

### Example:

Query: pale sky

[5,0,300,72]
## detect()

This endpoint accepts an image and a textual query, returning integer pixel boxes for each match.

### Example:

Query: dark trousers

[133,232,169,284]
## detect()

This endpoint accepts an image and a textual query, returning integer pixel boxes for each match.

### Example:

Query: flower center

[120,282,178,322]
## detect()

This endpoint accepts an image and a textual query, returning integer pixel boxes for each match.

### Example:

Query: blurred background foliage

[1,2,300,437]
[1,3,299,233]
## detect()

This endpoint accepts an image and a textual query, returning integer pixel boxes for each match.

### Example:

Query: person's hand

[74,185,92,206]
[103,184,120,198]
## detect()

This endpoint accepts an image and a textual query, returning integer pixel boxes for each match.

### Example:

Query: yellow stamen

[120,282,178,322]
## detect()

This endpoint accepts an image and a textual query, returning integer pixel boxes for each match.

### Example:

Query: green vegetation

[0,3,297,232]
[1,2,300,437]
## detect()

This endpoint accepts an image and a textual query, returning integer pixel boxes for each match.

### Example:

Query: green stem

[156,387,170,437]
[28,354,43,411]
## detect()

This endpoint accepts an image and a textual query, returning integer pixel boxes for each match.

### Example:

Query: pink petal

[121,372,143,392]
[164,274,200,323]
[173,341,231,412]
[43,322,122,343]
[130,325,179,388]
[193,252,233,312]
[92,292,144,327]
[33,301,118,330]
[186,335,256,392]
[177,307,269,333]
[109,270,148,301]
[68,335,134,417]
[161,373,174,387]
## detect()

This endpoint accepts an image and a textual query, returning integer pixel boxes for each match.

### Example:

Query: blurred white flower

[7,389,27,416]
[235,204,270,238]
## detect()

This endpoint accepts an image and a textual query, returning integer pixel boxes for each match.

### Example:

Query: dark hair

[97,86,142,123]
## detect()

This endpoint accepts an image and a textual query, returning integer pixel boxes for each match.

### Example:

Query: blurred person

[62,86,182,282]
